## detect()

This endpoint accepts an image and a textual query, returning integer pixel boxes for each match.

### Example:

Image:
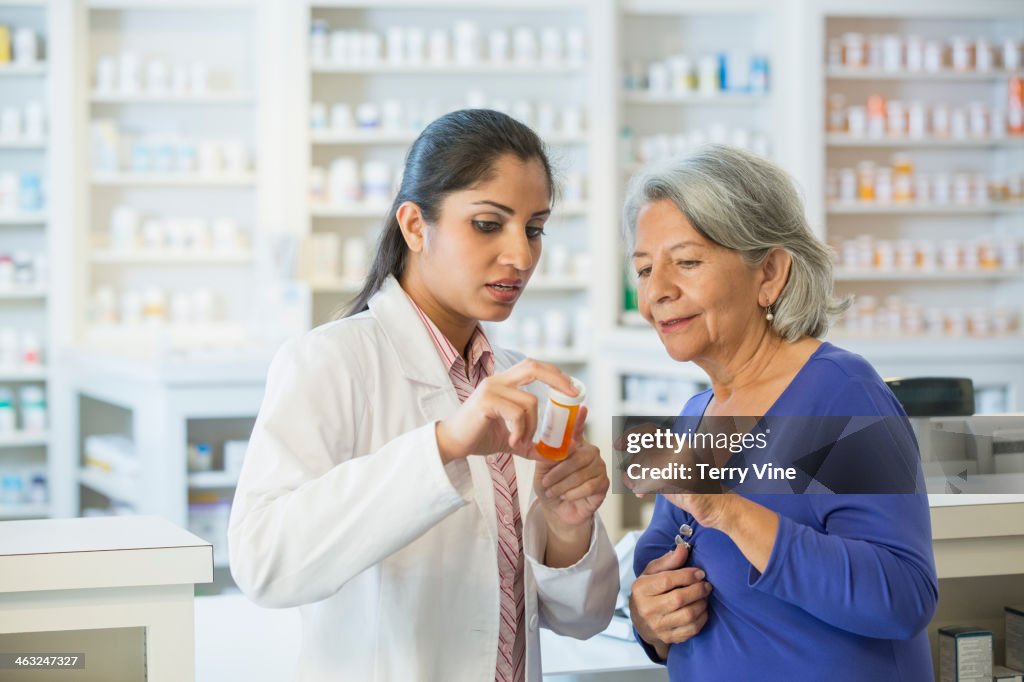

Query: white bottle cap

[549,377,586,406]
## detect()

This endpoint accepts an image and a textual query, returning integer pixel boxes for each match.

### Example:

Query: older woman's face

[632,199,761,363]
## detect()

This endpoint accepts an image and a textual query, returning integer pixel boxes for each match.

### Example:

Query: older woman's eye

[636,267,651,279]
[472,220,502,233]
[678,260,701,268]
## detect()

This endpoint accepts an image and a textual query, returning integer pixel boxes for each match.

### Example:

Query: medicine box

[993,666,1023,682]
[1008,606,1024,673]
[939,626,993,682]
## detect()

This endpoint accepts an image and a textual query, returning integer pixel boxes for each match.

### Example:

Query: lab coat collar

[367,275,456,389]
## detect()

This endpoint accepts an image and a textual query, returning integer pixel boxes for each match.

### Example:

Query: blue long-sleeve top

[632,342,938,681]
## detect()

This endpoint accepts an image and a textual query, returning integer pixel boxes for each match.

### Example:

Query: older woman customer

[625,145,937,681]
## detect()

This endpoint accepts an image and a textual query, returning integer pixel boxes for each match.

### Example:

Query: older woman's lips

[658,316,697,333]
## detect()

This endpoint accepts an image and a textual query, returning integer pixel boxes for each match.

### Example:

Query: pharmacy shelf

[0,432,49,449]
[310,203,391,219]
[530,350,589,365]
[0,64,47,77]
[91,173,257,187]
[622,91,769,106]
[525,277,589,292]
[0,213,47,226]
[826,135,1024,149]
[188,471,239,490]
[827,202,1024,215]
[834,270,1024,282]
[0,140,47,150]
[311,63,582,76]
[310,130,587,146]
[89,92,255,104]
[90,250,252,265]
[0,287,47,300]
[829,336,1024,361]
[309,279,360,294]
[0,504,49,520]
[826,67,1019,81]
[0,366,48,381]
[616,402,681,416]
[78,467,141,507]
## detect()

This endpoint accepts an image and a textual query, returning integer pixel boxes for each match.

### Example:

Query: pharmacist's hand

[435,359,577,465]
[630,544,711,660]
[535,407,609,528]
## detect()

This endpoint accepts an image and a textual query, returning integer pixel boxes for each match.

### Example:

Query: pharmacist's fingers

[572,406,588,439]
[487,384,539,452]
[542,445,604,499]
[540,439,598,488]
[497,358,577,395]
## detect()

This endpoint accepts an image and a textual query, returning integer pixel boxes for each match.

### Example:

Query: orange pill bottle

[536,377,586,461]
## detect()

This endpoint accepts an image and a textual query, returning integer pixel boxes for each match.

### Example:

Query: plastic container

[536,377,586,461]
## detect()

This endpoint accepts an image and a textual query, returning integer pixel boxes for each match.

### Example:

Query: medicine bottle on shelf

[536,377,586,461]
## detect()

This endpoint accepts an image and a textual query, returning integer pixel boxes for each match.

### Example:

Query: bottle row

[623,53,770,97]
[621,375,704,412]
[0,251,47,290]
[0,386,47,434]
[0,102,46,143]
[832,235,1024,274]
[0,470,48,508]
[0,24,41,67]
[826,88,1024,139]
[306,233,592,286]
[623,126,770,165]
[311,95,585,139]
[490,309,592,356]
[0,329,44,369]
[93,53,220,97]
[106,206,247,254]
[91,122,252,176]
[840,297,1019,339]
[826,159,1024,205]
[0,171,45,214]
[310,157,586,207]
[90,286,223,326]
[827,33,1022,73]
[309,20,586,69]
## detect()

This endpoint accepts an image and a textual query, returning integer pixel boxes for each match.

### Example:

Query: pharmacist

[229,110,616,682]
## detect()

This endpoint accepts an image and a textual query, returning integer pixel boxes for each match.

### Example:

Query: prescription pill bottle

[536,377,586,461]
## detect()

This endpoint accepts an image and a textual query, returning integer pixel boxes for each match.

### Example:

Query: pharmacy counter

[0,515,212,682]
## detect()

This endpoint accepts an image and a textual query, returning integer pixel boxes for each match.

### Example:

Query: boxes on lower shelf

[1009,606,1024,673]
[939,626,992,682]
[189,493,231,567]
[84,433,139,476]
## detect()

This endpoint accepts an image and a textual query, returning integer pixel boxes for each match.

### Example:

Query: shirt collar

[405,291,493,376]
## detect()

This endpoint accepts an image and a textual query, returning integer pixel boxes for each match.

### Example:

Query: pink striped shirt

[408,295,526,682]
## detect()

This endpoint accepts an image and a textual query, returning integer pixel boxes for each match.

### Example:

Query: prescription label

[539,402,571,449]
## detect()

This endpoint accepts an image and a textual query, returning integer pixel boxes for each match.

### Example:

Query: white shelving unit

[812,0,1024,415]
[77,0,269,357]
[0,0,54,521]
[302,0,607,376]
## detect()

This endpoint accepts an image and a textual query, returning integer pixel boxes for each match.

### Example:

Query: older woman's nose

[645,263,678,304]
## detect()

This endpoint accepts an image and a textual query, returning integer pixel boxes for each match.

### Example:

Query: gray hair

[622,144,850,341]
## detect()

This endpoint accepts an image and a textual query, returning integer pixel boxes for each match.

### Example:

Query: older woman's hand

[630,543,712,661]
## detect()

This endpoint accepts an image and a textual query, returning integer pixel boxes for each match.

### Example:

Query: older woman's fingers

[663,609,710,643]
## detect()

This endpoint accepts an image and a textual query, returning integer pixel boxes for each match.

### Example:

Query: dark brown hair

[344,108,554,316]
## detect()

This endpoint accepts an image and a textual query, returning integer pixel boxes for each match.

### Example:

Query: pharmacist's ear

[396,201,427,254]
[758,247,791,308]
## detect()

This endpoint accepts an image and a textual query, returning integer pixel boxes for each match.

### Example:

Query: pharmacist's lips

[486,279,523,289]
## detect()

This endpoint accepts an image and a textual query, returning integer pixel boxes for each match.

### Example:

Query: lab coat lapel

[369,276,499,544]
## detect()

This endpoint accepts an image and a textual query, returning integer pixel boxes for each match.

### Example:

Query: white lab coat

[229,275,618,682]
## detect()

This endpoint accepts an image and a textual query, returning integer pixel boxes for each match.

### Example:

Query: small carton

[939,626,993,682]
[993,665,1023,682]
[1008,606,1024,673]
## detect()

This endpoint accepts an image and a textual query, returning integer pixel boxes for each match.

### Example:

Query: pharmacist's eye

[526,225,546,239]
[472,220,502,233]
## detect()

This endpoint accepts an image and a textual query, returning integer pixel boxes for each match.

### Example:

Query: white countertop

[0,516,213,593]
